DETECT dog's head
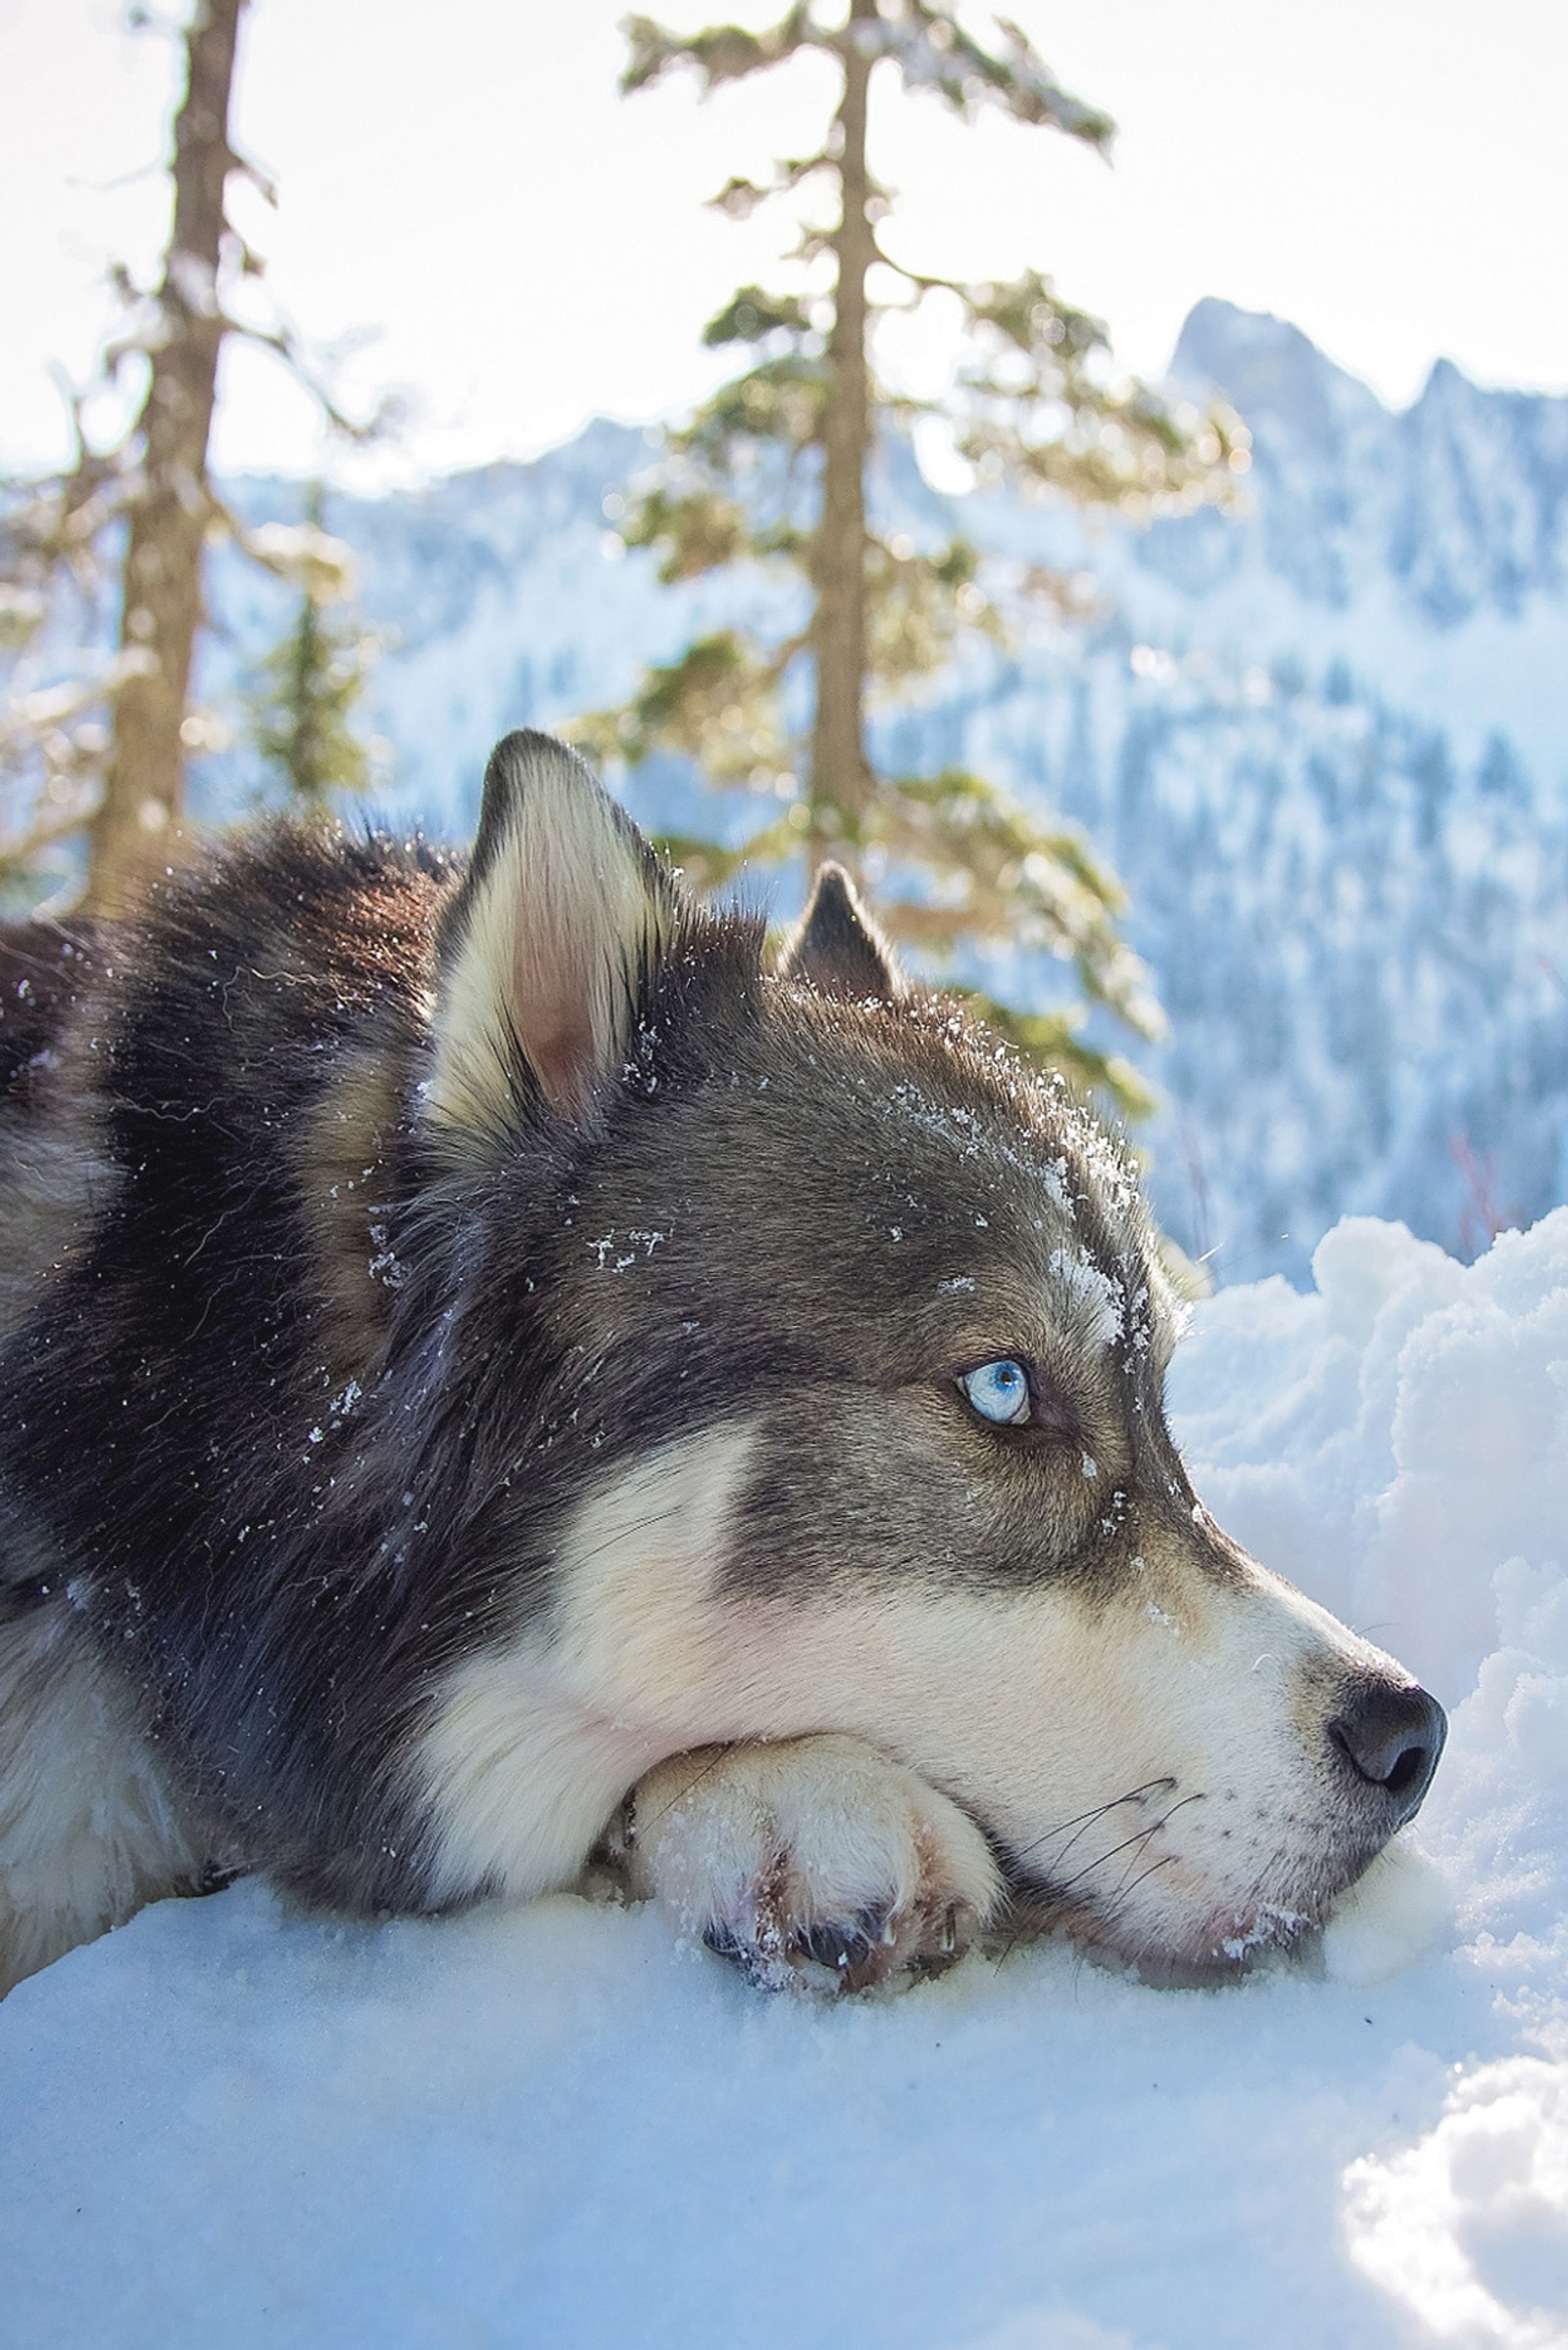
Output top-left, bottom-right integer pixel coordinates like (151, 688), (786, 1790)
(415, 729), (1444, 1973)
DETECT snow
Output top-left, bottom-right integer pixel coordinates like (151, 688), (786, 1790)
(3, 1210), (1568, 2345)
(1319, 1838), (1454, 1988)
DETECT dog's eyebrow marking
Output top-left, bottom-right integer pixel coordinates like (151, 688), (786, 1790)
(874, 1081), (1072, 1210)
(1046, 1245), (1122, 1347)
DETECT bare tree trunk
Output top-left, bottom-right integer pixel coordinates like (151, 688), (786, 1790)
(86, 0), (246, 917)
(808, 0), (876, 869)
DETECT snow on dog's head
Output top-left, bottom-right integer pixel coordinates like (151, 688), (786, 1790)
(417, 731), (1446, 1974)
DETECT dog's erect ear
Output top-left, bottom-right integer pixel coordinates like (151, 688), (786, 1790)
(427, 730), (677, 1129)
(778, 862), (903, 1001)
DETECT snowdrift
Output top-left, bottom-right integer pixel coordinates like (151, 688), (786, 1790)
(2, 1213), (1566, 2349)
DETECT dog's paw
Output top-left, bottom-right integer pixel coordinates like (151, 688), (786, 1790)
(616, 1734), (1003, 1993)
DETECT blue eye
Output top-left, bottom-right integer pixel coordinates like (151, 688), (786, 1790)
(958, 1358), (1032, 1426)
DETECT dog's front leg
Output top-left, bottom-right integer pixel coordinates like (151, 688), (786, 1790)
(616, 1735), (1003, 1992)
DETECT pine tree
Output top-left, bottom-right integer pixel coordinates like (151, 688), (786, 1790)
(0, 0), (388, 917)
(583, 1), (1247, 1109)
(245, 488), (378, 811)
(85, 0), (250, 915)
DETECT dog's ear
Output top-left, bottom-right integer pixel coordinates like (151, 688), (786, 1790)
(427, 730), (677, 1130)
(778, 862), (904, 1001)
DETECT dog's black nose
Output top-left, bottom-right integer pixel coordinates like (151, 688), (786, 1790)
(1328, 1681), (1446, 1823)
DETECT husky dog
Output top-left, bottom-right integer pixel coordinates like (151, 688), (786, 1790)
(0, 731), (1445, 1998)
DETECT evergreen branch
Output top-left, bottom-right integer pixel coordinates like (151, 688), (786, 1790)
(857, 4), (1114, 148)
(959, 397), (1241, 512)
(0, 650), (159, 880)
(573, 627), (805, 785)
(228, 142), (279, 209)
(672, 354), (828, 463)
(1, 378), (130, 608)
(702, 286), (814, 346)
(948, 271), (1247, 513)
(862, 530), (1008, 687)
(222, 318), (400, 444)
(622, 485), (756, 583)
(865, 238), (963, 297)
(786, 223), (835, 269)
(709, 155), (830, 218)
(621, 7), (820, 96)
(864, 767), (1163, 1038)
(2, 648), (155, 747)
(208, 491), (359, 598)
(958, 269), (1111, 363)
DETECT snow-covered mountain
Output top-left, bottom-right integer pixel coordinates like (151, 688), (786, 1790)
(199, 302), (1568, 1279)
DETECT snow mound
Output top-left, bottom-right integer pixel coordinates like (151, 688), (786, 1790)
(1320, 1836), (1454, 1988)
(2, 1213), (1567, 2348)
(1174, 1209), (1568, 1707)
(1346, 2057), (1568, 2348)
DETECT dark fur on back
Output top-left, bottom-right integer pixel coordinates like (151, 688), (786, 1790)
(2, 832), (461, 1906)
(0, 821), (782, 1910)
(0, 920), (95, 1099)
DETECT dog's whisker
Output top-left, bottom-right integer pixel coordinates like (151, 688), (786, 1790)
(990, 1789), (1202, 1971)
(992, 1786), (1203, 1974)
(1003, 1777), (1178, 1875)
(1104, 1851), (1179, 1917)
(1035, 1792), (1203, 1907)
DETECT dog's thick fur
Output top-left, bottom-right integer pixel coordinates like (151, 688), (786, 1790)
(0, 731), (1444, 1997)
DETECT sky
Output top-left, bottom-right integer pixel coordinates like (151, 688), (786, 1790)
(3, 0), (1568, 485)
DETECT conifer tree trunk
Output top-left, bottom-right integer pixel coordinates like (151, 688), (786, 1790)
(808, 0), (876, 865)
(86, 0), (246, 916)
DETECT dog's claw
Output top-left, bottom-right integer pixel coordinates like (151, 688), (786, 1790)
(795, 1919), (870, 1973)
(906, 1903), (967, 1982)
(794, 1904), (892, 1981)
